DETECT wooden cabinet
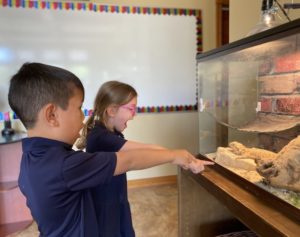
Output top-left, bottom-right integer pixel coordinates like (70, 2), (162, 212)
(178, 165), (300, 237)
(0, 133), (32, 236)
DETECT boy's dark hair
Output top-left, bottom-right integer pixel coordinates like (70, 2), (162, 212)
(8, 62), (84, 129)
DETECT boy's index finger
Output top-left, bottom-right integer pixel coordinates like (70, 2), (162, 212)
(202, 160), (215, 165)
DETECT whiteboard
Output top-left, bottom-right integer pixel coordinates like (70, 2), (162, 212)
(0, 6), (197, 113)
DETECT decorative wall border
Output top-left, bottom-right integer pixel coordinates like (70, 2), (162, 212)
(0, 1), (202, 119)
(83, 104), (198, 117)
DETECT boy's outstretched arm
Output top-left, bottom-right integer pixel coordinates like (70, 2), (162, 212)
(114, 149), (214, 175)
(121, 140), (166, 150)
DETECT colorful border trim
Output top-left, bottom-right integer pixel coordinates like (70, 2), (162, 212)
(137, 104), (198, 113)
(82, 104), (198, 117)
(0, 0), (201, 16)
(0, 1), (202, 118)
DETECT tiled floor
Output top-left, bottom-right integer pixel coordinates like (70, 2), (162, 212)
(8, 183), (178, 237)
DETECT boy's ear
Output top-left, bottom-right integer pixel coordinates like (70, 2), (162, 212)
(44, 103), (59, 126)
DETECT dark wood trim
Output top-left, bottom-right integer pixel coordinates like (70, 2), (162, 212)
(216, 0), (229, 47)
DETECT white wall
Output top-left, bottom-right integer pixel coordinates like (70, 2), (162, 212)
(124, 112), (199, 179)
(95, 0), (217, 52)
(229, 0), (261, 42)
(230, 0), (300, 42)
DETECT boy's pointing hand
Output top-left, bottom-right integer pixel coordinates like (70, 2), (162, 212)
(188, 158), (214, 174)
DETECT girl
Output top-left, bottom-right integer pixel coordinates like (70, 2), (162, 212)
(77, 81), (212, 237)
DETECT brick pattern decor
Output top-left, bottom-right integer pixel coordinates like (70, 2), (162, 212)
(258, 52), (300, 152)
(259, 73), (300, 115)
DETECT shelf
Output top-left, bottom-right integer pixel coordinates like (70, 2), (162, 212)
(0, 220), (33, 237)
(181, 167), (300, 237)
(0, 181), (18, 192)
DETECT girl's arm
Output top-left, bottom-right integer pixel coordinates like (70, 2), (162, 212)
(114, 149), (214, 175)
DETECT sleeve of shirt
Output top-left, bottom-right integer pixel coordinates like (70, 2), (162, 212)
(86, 126), (127, 152)
(62, 150), (117, 191)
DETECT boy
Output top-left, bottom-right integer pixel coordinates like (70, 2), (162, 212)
(8, 62), (213, 237)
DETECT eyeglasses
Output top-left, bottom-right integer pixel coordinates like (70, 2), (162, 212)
(120, 104), (137, 116)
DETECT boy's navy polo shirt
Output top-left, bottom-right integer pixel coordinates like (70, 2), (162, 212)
(86, 123), (135, 237)
(19, 137), (117, 237)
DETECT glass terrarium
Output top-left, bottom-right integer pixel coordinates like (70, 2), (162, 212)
(197, 18), (300, 211)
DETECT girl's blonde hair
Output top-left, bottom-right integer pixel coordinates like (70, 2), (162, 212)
(76, 81), (137, 149)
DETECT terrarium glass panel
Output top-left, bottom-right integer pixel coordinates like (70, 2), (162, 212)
(197, 25), (300, 209)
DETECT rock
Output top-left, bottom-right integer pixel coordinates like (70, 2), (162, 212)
(257, 135), (300, 192)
